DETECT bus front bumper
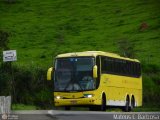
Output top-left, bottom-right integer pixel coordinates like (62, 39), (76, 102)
(54, 97), (99, 106)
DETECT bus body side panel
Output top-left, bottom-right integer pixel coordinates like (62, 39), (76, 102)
(100, 74), (142, 107)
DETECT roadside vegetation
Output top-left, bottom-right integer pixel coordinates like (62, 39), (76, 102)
(12, 104), (37, 110)
(0, 0), (160, 110)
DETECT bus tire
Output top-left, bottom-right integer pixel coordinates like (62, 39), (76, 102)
(123, 96), (130, 112)
(129, 96), (135, 111)
(100, 94), (106, 111)
(64, 106), (71, 110)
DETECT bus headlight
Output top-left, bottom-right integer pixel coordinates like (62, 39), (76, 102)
(55, 96), (63, 99)
(84, 94), (94, 98)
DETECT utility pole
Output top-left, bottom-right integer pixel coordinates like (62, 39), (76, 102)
(3, 50), (17, 109)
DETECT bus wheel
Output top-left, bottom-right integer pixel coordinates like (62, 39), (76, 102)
(100, 95), (106, 111)
(123, 96), (130, 112)
(129, 96), (135, 111)
(65, 106), (71, 110)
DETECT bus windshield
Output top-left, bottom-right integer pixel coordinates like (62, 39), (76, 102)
(54, 57), (95, 91)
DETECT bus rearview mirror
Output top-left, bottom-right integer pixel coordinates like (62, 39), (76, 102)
(93, 65), (98, 78)
(47, 67), (53, 80)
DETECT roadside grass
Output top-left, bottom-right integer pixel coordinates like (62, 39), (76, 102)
(106, 106), (160, 112)
(12, 104), (37, 110)
(0, 0), (160, 66)
(134, 107), (160, 112)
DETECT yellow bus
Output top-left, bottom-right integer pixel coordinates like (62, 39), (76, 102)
(47, 51), (142, 111)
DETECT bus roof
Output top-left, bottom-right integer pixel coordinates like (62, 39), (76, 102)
(56, 51), (140, 62)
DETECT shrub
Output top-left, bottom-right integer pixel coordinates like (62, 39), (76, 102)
(142, 62), (160, 107)
(0, 30), (9, 50)
(142, 63), (160, 73)
(117, 39), (136, 58)
(0, 63), (53, 109)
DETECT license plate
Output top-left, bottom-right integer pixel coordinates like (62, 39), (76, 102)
(70, 100), (77, 104)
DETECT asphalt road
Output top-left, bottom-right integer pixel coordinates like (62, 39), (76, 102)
(17, 114), (56, 120)
(12, 110), (160, 120)
(9, 110), (56, 120)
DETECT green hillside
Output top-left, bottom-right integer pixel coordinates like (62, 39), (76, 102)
(0, 0), (160, 109)
(0, 0), (160, 66)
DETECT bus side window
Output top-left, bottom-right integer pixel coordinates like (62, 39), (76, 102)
(101, 56), (106, 73)
(135, 62), (141, 77)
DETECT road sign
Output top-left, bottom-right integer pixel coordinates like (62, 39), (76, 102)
(3, 50), (17, 62)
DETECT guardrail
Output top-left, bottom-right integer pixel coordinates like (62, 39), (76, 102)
(0, 96), (11, 114)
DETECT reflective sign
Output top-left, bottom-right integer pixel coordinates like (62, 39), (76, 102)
(3, 50), (17, 62)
